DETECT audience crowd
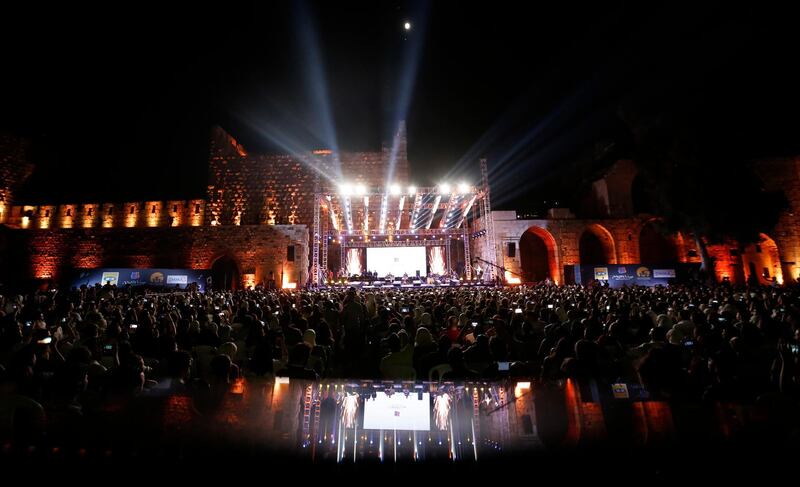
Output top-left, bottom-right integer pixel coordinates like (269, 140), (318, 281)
(2, 280), (800, 453)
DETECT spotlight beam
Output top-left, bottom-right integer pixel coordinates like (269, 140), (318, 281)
(397, 195), (406, 230)
(409, 191), (423, 230)
(384, 4), (429, 189)
(238, 116), (338, 186)
(294, 0), (342, 179)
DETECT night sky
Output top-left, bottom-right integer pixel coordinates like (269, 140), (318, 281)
(2, 1), (799, 210)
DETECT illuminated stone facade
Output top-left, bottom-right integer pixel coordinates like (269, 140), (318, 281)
(0, 124), (408, 288)
(473, 157), (800, 285)
(1, 122), (799, 288)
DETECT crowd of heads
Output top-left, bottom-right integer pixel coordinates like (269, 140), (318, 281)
(1, 280), (800, 449)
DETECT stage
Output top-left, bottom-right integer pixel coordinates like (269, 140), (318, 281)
(310, 176), (500, 287)
(319, 278), (495, 290)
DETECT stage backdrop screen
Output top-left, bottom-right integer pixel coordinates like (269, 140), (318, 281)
(363, 392), (431, 431)
(366, 246), (427, 277)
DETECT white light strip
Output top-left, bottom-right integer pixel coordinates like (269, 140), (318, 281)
(397, 195), (406, 231)
(327, 196), (340, 231)
(343, 196), (354, 233)
(440, 194), (459, 228)
(425, 195), (441, 229)
(379, 193), (389, 233)
(456, 194), (478, 229)
(410, 193), (423, 230)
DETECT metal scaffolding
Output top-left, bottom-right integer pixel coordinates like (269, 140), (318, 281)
(312, 177), (321, 285)
(480, 158), (497, 281)
(310, 159), (496, 283)
(463, 224), (472, 279)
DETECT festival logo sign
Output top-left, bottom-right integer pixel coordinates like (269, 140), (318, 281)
(612, 383), (630, 399)
(130, 271), (140, 280)
(166, 275), (188, 285)
(636, 267), (651, 278)
(653, 269), (676, 278)
(149, 272), (165, 284)
(101, 272), (119, 286)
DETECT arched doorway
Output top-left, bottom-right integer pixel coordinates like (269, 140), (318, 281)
(519, 226), (558, 283)
(639, 221), (679, 264)
(211, 255), (240, 290)
(742, 234), (783, 285)
(579, 224), (616, 265)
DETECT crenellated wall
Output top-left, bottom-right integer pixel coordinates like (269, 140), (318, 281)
(7, 224), (308, 287)
(4, 126), (800, 289)
(5, 199), (207, 230)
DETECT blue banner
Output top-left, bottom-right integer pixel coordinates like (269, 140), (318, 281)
(574, 264), (698, 288)
(72, 268), (210, 291)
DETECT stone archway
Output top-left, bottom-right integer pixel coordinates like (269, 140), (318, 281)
(519, 226), (559, 283)
(211, 255), (240, 290)
(579, 224), (617, 265)
(742, 233), (783, 285)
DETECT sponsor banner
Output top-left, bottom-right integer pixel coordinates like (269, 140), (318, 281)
(166, 275), (188, 285)
(101, 272), (119, 286)
(612, 383), (629, 399)
(576, 264), (696, 288)
(73, 268), (209, 291)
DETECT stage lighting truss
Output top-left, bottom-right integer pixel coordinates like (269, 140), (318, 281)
(311, 173), (493, 285)
(327, 184), (480, 237)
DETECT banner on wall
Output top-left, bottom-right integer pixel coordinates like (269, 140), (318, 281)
(72, 268), (210, 291)
(573, 264), (699, 288)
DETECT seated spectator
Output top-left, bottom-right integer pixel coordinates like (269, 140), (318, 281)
(276, 343), (319, 380)
(441, 347), (479, 381)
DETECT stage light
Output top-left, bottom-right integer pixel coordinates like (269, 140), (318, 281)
(404, 21), (411, 30)
(390, 184), (402, 195)
(408, 185), (416, 195)
(356, 184), (367, 195)
(438, 183), (450, 194)
(514, 381), (531, 398)
(458, 182), (470, 194)
(339, 183), (353, 196)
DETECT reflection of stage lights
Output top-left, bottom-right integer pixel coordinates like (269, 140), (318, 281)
(514, 381), (531, 398)
(433, 392), (452, 430)
(341, 393), (360, 428)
